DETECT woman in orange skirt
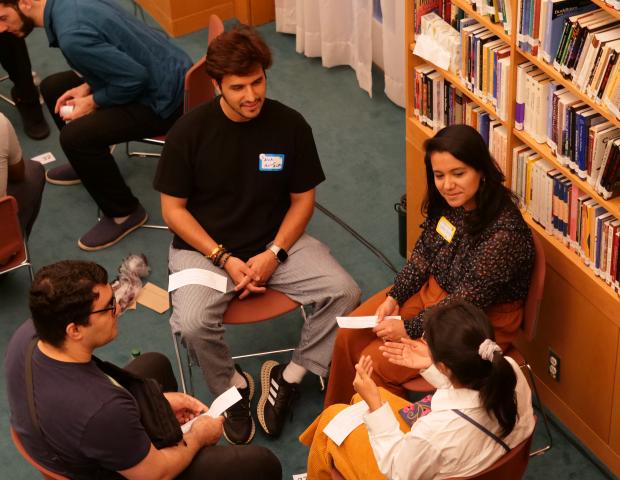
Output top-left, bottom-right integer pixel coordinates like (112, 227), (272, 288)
(324, 125), (535, 406)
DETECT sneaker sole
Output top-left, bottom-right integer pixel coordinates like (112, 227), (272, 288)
(257, 360), (279, 436)
(45, 170), (81, 186)
(223, 371), (256, 445)
(77, 214), (148, 252)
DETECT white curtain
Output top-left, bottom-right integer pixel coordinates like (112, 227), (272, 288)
(380, 0), (405, 107)
(275, 0), (404, 107)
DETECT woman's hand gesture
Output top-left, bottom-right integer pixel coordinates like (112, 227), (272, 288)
(352, 355), (382, 411)
(379, 338), (432, 370)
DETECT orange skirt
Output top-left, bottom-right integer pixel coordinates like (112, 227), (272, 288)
(300, 388), (411, 480)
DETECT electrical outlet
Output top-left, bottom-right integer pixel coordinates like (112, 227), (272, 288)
(548, 349), (560, 381)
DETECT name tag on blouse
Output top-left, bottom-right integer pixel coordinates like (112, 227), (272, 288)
(259, 153), (285, 171)
(436, 216), (456, 243)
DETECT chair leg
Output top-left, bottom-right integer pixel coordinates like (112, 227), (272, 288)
(172, 330), (188, 395)
(523, 362), (553, 456)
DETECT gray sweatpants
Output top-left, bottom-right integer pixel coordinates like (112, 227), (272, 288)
(169, 234), (361, 396)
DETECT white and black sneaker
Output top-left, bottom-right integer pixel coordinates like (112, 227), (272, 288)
(223, 365), (255, 445)
(257, 360), (298, 437)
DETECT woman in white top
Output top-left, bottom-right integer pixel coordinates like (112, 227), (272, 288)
(300, 299), (535, 480)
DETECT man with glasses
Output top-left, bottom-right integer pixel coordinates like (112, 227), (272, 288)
(5, 260), (281, 479)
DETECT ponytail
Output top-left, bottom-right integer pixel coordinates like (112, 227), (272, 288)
(424, 300), (519, 438)
(479, 350), (517, 437)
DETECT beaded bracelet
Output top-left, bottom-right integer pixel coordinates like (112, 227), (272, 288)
(220, 252), (232, 268)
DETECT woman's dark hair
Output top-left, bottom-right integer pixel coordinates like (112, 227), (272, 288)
(422, 125), (518, 234)
(424, 299), (518, 437)
(205, 24), (272, 84)
(29, 260), (108, 348)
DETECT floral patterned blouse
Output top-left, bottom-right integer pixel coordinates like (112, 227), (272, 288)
(389, 201), (534, 339)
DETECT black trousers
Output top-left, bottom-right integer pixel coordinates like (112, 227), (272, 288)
(39, 71), (181, 217)
(125, 353), (282, 480)
(0, 33), (38, 103)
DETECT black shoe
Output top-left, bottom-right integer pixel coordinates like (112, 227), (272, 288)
(223, 365), (255, 445)
(11, 87), (50, 140)
(257, 361), (298, 437)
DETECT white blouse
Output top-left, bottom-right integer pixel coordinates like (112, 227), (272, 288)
(364, 357), (535, 480)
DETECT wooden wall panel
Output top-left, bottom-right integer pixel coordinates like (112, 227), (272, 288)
(611, 342), (620, 451)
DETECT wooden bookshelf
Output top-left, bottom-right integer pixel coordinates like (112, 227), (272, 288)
(518, 49), (620, 129)
(405, 0), (620, 474)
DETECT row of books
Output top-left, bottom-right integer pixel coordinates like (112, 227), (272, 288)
(412, 65), (510, 170)
(457, 18), (512, 119)
(515, 62), (620, 197)
(512, 146), (620, 292)
(551, 9), (620, 111)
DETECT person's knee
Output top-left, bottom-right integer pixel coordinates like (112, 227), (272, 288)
(247, 446), (282, 479)
(39, 73), (66, 105)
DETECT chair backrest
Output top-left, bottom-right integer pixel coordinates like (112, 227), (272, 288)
(522, 228), (546, 342)
(208, 14), (225, 45)
(0, 195), (27, 274)
(182, 14), (224, 114)
(10, 427), (69, 480)
(224, 288), (300, 325)
(183, 56), (214, 114)
(449, 434), (533, 480)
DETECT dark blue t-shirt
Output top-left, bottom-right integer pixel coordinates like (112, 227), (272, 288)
(5, 321), (151, 478)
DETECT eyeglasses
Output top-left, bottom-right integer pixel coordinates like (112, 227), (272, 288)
(91, 294), (117, 315)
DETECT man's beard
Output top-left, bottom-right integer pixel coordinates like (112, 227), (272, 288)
(16, 6), (35, 36)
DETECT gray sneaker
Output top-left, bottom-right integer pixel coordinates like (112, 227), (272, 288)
(78, 205), (148, 251)
(45, 164), (81, 186)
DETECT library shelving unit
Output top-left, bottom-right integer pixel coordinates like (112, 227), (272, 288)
(404, 0), (620, 473)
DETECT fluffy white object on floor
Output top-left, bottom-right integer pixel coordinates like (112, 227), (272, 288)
(112, 254), (151, 312)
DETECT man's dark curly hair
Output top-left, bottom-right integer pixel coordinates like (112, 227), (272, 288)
(205, 24), (272, 84)
(29, 260), (108, 348)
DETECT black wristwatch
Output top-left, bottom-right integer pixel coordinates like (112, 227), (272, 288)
(268, 244), (288, 263)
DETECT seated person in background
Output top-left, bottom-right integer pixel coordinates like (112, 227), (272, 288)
(301, 300), (535, 480)
(0, 0), (192, 251)
(0, 32), (49, 139)
(324, 124), (534, 406)
(154, 25), (360, 445)
(0, 112), (44, 240)
(5, 260), (282, 480)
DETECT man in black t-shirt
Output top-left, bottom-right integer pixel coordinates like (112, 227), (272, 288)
(154, 25), (360, 445)
(5, 260), (281, 480)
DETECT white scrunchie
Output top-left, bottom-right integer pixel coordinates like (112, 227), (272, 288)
(478, 339), (502, 362)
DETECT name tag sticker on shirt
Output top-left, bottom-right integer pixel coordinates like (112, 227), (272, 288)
(436, 216), (456, 243)
(259, 153), (285, 171)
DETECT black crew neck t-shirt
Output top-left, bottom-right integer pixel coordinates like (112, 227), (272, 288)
(154, 97), (325, 260)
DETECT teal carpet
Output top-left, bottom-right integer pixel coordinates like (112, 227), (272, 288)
(0, 2), (616, 478)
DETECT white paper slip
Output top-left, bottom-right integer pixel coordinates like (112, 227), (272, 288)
(323, 400), (369, 446)
(336, 315), (401, 329)
(168, 268), (228, 294)
(207, 386), (241, 418)
(181, 387), (241, 433)
(292, 475), (307, 480)
(31, 152), (56, 165)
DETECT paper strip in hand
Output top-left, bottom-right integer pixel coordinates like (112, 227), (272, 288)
(168, 268), (228, 294)
(336, 315), (401, 329)
(181, 386), (241, 433)
(323, 400), (369, 446)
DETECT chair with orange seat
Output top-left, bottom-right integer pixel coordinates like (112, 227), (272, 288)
(172, 287), (308, 395)
(0, 195), (34, 281)
(10, 427), (69, 480)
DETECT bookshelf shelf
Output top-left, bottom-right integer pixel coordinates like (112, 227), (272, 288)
(518, 49), (620, 129)
(513, 129), (620, 216)
(590, 0), (620, 20)
(408, 45), (506, 125)
(451, 0), (511, 42)
(406, 0), (620, 473)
